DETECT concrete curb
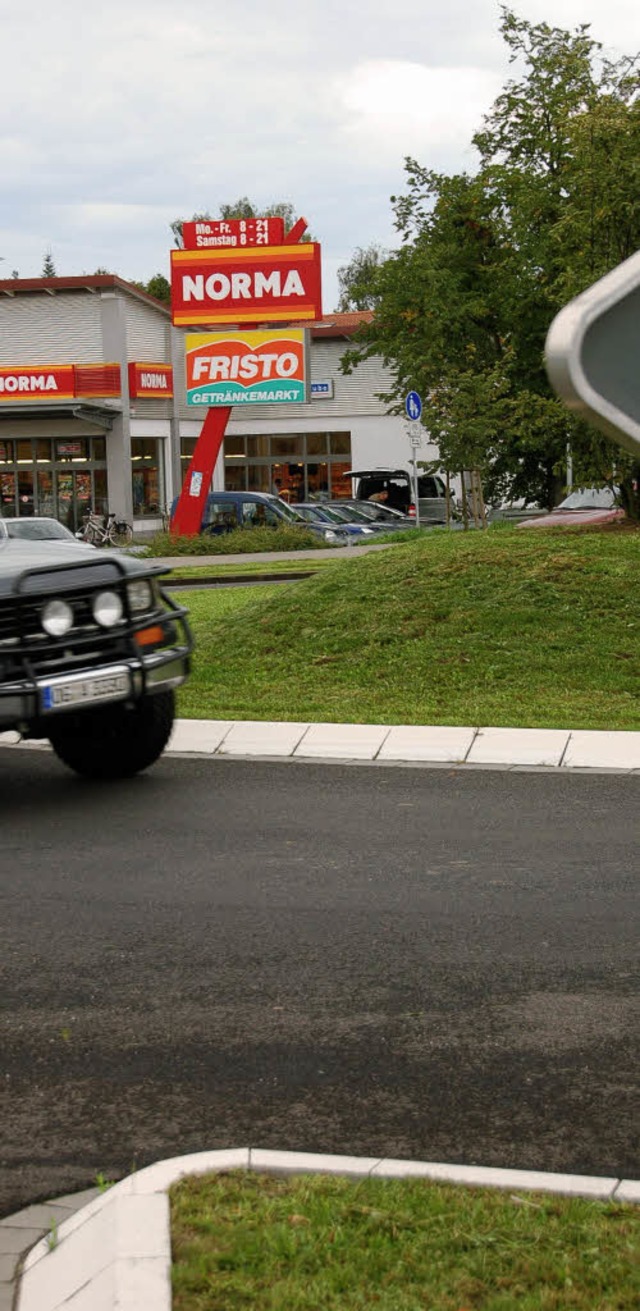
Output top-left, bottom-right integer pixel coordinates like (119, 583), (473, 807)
(14, 1148), (640, 1311)
(2, 720), (640, 772)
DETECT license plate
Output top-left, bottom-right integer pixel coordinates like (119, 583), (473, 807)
(40, 668), (131, 712)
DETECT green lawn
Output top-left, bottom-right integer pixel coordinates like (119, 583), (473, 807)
(170, 1170), (639, 1311)
(173, 525), (639, 730)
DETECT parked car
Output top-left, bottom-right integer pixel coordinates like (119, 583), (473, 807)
(329, 499), (417, 530)
(517, 487), (624, 529)
(0, 525), (192, 778)
(1, 516), (96, 547)
(291, 502), (379, 540)
(169, 491), (347, 546)
(342, 468), (454, 523)
(486, 500), (546, 525)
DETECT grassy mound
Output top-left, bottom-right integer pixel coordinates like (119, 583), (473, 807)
(176, 525), (640, 730)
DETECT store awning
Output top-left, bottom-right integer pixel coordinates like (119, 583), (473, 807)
(0, 401), (120, 429)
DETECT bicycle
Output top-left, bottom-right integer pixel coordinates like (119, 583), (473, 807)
(78, 509), (134, 548)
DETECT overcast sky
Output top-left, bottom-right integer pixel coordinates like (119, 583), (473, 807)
(0, 0), (636, 312)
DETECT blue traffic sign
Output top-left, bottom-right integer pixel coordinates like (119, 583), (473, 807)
(405, 390), (422, 421)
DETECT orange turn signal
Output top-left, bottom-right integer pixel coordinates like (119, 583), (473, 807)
(134, 625), (165, 648)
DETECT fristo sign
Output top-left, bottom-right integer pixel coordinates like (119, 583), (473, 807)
(185, 330), (309, 406)
(171, 243), (322, 326)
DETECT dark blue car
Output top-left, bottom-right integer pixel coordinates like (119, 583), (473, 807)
(170, 491), (347, 545)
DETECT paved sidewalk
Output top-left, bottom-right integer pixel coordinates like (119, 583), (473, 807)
(2, 718), (640, 770)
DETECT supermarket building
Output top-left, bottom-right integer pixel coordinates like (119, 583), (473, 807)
(0, 275), (439, 530)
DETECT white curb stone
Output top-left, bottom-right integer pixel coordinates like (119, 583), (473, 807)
(294, 723), (391, 759)
(378, 725), (477, 762)
(218, 721), (311, 756)
(16, 1148), (638, 1311)
(167, 719), (233, 753)
(467, 727), (570, 767)
(563, 730), (640, 770)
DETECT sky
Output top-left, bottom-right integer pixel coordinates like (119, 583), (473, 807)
(0, 0), (636, 313)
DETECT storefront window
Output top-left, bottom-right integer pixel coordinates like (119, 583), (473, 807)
(55, 439), (88, 461)
(131, 438), (164, 517)
(245, 434), (270, 457)
(270, 435), (303, 457)
(0, 434), (108, 527)
(223, 431), (351, 502)
(306, 433), (328, 456)
(247, 465), (271, 493)
(1, 472), (16, 514)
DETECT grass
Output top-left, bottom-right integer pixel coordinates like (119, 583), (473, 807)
(173, 524), (640, 730)
(170, 1170), (640, 1310)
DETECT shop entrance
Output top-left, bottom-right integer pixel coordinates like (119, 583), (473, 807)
(54, 471), (94, 532)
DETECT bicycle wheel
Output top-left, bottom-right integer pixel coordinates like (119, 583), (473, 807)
(108, 521), (133, 547)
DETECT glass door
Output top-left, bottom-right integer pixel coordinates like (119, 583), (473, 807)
(55, 471), (93, 531)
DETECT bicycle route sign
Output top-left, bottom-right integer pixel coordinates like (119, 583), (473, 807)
(405, 390), (422, 421)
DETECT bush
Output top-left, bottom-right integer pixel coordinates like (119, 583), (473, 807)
(140, 525), (337, 556)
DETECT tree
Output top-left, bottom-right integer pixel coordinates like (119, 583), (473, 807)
(142, 273), (171, 304)
(342, 8), (640, 516)
(336, 244), (388, 311)
(42, 249), (56, 277)
(170, 199), (311, 248)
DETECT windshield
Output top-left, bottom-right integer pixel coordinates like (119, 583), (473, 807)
(273, 497), (301, 522)
(329, 504), (373, 523)
(556, 488), (616, 511)
(5, 519), (75, 540)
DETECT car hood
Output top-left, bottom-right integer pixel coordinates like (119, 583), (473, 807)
(0, 538), (166, 597)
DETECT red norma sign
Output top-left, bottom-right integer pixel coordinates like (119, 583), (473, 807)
(170, 243), (323, 326)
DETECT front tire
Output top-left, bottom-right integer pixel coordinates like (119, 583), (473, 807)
(48, 691), (175, 779)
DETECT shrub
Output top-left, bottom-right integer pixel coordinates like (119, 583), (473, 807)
(141, 525), (337, 556)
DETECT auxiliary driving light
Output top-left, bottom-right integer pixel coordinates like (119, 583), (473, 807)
(41, 599), (74, 637)
(127, 579), (154, 613)
(92, 590), (123, 628)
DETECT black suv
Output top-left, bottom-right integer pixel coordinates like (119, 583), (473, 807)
(0, 525), (192, 779)
(170, 491), (348, 545)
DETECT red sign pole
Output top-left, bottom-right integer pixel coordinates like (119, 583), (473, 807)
(170, 406), (231, 536)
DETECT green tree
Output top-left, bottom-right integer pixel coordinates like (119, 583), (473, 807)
(336, 244), (388, 311)
(42, 249), (56, 277)
(143, 273), (171, 304)
(342, 8), (640, 515)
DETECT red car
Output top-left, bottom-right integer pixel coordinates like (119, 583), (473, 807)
(518, 487), (624, 528)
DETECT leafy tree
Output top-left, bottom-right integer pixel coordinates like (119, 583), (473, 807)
(170, 200), (311, 248)
(42, 249), (56, 277)
(342, 8), (640, 516)
(336, 244), (388, 311)
(143, 273), (171, 304)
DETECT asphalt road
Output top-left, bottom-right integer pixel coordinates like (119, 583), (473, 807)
(0, 750), (638, 1217)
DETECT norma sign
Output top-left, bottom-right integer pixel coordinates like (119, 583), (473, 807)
(182, 217), (285, 250)
(185, 330), (309, 406)
(545, 249), (640, 458)
(170, 243), (323, 326)
(128, 362), (174, 398)
(0, 365), (75, 399)
(0, 363), (121, 401)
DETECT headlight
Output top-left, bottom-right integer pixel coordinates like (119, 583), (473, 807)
(127, 579), (154, 613)
(41, 599), (74, 637)
(92, 590), (123, 628)
(324, 529), (339, 541)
